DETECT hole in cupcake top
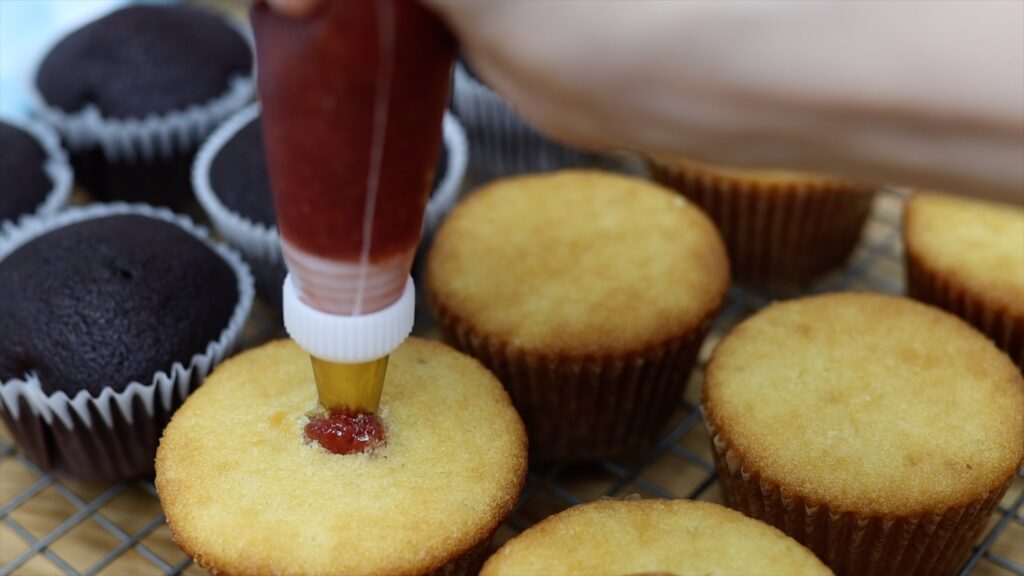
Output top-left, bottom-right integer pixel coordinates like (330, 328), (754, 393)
(35, 5), (252, 118)
(304, 408), (387, 455)
(0, 214), (239, 395)
(0, 121), (52, 223)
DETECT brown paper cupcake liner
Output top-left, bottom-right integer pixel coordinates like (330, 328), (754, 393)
(433, 299), (715, 460)
(703, 414), (1014, 576)
(905, 250), (1023, 370)
(648, 160), (874, 286)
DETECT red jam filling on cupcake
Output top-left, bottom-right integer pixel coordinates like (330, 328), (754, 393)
(305, 409), (387, 455)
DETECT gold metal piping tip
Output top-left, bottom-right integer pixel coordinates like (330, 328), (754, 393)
(310, 355), (389, 414)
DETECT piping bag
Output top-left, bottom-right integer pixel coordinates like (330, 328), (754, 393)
(252, 1), (453, 419)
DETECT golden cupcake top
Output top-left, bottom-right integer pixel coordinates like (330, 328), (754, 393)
(704, 293), (1024, 517)
(904, 192), (1024, 317)
(427, 170), (729, 356)
(480, 499), (832, 576)
(156, 338), (527, 576)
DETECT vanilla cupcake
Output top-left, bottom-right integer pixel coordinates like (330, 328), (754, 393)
(157, 338), (527, 576)
(482, 499), (832, 576)
(648, 157), (874, 285)
(904, 192), (1024, 369)
(703, 293), (1024, 576)
(427, 170), (729, 460)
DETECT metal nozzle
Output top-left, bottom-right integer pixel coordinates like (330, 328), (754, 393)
(310, 355), (389, 413)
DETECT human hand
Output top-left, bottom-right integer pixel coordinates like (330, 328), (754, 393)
(255, 0), (1024, 200)
(255, 0), (320, 18)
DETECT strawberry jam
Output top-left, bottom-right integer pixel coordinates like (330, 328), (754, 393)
(252, 1), (454, 263)
(305, 409), (387, 455)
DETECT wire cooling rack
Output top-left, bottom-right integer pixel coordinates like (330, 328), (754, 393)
(2, 188), (1022, 575)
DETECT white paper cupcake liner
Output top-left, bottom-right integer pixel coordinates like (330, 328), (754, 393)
(425, 111), (470, 235)
(29, 17), (255, 165)
(0, 203), (255, 432)
(193, 102), (278, 263)
(451, 62), (620, 184)
(0, 117), (73, 233)
(193, 103), (468, 307)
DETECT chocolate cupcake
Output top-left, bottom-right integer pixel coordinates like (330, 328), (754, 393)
(648, 156), (875, 286)
(0, 204), (254, 482)
(193, 103), (467, 311)
(904, 192), (1024, 369)
(703, 293), (1023, 576)
(452, 60), (623, 185)
(427, 170), (729, 460)
(0, 118), (72, 231)
(32, 4), (254, 206)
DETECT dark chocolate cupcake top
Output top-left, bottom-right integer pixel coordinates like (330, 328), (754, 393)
(0, 121), (52, 222)
(0, 214), (239, 395)
(35, 5), (252, 118)
(207, 112), (451, 228)
(209, 117), (276, 227)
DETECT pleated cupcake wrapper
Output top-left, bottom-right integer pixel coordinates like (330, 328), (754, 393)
(433, 299), (715, 460)
(29, 14), (255, 165)
(451, 63), (621, 184)
(0, 203), (254, 479)
(0, 117), (73, 234)
(648, 160), (875, 286)
(193, 103), (280, 263)
(424, 111), (470, 237)
(30, 75), (254, 165)
(703, 413), (1014, 576)
(905, 251), (1023, 370)
(193, 104), (469, 308)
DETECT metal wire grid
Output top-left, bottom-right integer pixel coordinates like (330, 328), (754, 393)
(1, 188), (1022, 575)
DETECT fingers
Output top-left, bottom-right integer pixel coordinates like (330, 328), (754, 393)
(261, 0), (321, 17)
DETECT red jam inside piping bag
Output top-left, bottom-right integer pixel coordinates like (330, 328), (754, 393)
(252, 0), (454, 455)
(305, 409), (387, 455)
(252, 0), (454, 315)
